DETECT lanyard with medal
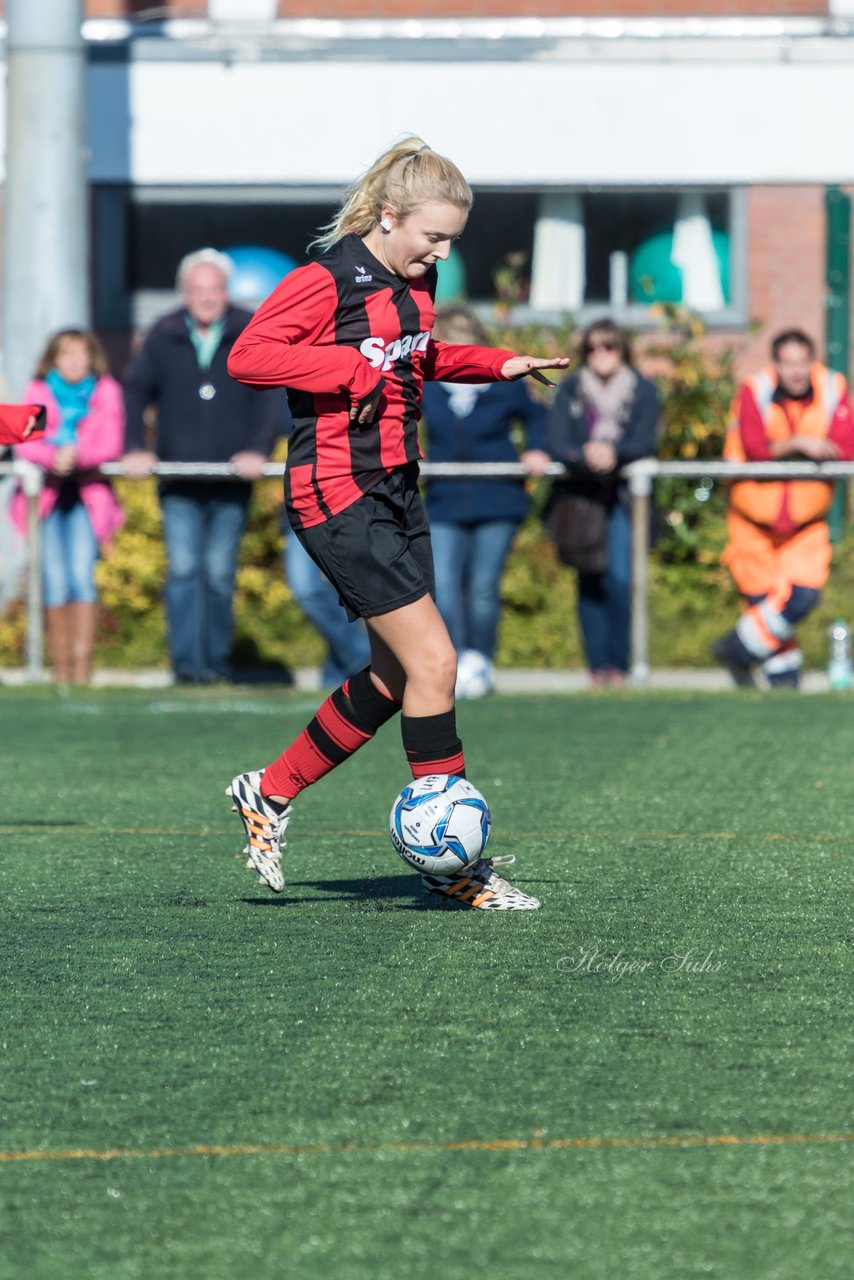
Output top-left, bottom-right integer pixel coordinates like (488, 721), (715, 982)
(186, 313), (225, 402)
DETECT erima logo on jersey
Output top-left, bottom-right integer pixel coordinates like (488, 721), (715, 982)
(360, 332), (430, 372)
(354, 265), (373, 284)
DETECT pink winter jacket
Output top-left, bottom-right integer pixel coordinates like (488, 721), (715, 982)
(11, 375), (126, 546)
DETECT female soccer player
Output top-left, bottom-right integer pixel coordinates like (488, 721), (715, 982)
(226, 137), (567, 910)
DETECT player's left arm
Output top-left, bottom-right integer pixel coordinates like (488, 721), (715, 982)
(421, 340), (513, 384)
(422, 340), (568, 388)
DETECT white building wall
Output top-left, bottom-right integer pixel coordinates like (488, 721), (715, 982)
(76, 53), (854, 189)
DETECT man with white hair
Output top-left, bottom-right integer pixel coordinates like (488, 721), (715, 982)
(123, 248), (279, 683)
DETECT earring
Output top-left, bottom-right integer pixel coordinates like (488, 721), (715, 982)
(380, 218), (392, 232)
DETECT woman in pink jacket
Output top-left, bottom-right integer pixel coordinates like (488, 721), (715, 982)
(12, 329), (125, 684)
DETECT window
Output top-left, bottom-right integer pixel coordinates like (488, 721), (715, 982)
(92, 186), (341, 332)
(524, 188), (744, 326)
(436, 188), (743, 325)
(92, 184), (745, 337)
(583, 190), (734, 311)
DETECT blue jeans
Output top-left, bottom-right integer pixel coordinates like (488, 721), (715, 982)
(161, 488), (250, 681)
(577, 501), (632, 674)
(42, 501), (98, 607)
(285, 535), (371, 686)
(430, 519), (518, 658)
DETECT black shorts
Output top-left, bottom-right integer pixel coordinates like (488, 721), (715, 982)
(295, 465), (435, 622)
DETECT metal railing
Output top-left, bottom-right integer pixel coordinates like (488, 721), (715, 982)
(2, 457), (852, 683)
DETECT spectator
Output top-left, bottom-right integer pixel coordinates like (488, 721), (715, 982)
(122, 248), (279, 684)
(0, 404), (46, 609)
(11, 330), (125, 684)
(713, 328), (854, 688)
(421, 305), (551, 698)
(547, 318), (659, 686)
(284, 527), (371, 687)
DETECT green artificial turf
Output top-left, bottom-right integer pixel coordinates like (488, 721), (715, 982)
(0, 687), (851, 1279)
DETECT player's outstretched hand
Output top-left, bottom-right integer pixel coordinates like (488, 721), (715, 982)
(501, 356), (570, 388)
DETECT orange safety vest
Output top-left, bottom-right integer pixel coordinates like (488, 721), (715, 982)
(724, 363), (844, 529)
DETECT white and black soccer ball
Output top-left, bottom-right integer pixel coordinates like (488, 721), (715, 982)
(389, 774), (492, 877)
(455, 649), (494, 700)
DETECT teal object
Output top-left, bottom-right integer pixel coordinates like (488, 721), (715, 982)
(223, 246), (297, 304)
(435, 247), (466, 302)
(629, 228), (730, 305)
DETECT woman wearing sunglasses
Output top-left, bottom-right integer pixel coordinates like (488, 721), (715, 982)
(547, 318), (659, 686)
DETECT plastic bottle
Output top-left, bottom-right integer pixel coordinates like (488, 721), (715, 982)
(828, 620), (853, 690)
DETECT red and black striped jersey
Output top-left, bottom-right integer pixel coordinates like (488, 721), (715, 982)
(0, 404), (45, 445)
(227, 233), (514, 528)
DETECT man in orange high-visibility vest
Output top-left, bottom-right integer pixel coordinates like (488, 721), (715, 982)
(714, 329), (854, 687)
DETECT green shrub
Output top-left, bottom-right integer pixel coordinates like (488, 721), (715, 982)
(644, 302), (734, 566)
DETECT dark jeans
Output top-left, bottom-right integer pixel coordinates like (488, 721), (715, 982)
(161, 486), (250, 681)
(577, 501), (631, 675)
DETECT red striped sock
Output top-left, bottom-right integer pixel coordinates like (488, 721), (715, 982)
(261, 671), (400, 800)
(401, 710), (466, 780)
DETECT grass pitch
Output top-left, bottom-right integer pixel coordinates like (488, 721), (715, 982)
(0, 686), (851, 1279)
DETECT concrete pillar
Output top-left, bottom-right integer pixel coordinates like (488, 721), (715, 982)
(2, 0), (88, 397)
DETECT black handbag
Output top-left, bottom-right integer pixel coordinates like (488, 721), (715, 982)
(549, 490), (609, 574)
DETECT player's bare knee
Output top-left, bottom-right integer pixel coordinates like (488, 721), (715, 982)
(411, 639), (457, 699)
(433, 635), (458, 685)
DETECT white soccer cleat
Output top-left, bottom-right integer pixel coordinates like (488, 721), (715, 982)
(421, 854), (540, 910)
(226, 770), (291, 894)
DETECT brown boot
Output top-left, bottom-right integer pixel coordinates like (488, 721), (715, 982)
(68, 601), (98, 685)
(45, 605), (72, 684)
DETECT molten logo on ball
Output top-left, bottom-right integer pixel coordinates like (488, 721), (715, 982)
(389, 774), (491, 877)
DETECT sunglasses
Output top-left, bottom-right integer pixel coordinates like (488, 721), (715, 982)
(586, 340), (618, 354)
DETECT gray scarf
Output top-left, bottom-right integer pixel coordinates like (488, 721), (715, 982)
(579, 365), (637, 443)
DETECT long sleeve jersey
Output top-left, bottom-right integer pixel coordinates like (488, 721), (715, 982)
(0, 404), (45, 446)
(228, 233), (514, 529)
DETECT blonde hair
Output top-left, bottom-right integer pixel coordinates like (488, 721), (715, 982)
(311, 137), (472, 253)
(34, 329), (110, 380)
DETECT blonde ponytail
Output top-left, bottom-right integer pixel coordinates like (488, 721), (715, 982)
(310, 136), (472, 253)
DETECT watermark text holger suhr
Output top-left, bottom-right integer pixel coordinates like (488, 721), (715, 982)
(558, 947), (726, 982)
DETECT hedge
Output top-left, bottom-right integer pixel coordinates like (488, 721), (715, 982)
(1, 305), (850, 673)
